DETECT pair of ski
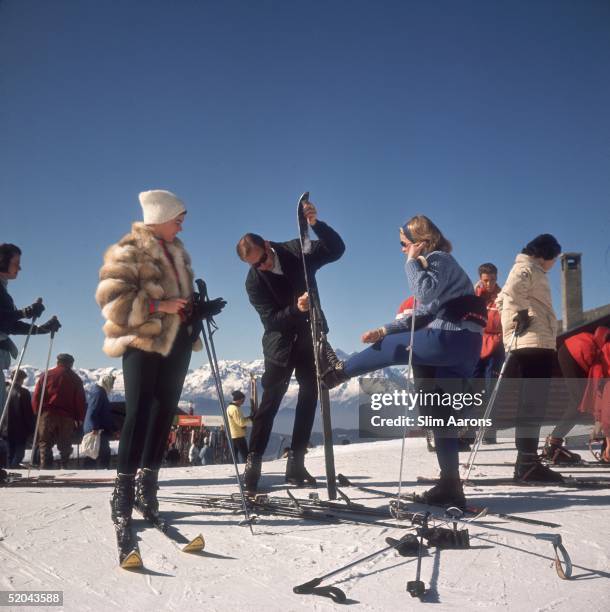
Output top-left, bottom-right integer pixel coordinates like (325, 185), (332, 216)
(168, 490), (415, 530)
(417, 474), (610, 490)
(478, 460), (610, 469)
(336, 474), (561, 529)
(2, 474), (114, 488)
(116, 507), (205, 570)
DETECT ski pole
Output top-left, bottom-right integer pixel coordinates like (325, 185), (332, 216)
(406, 512), (429, 598)
(28, 321), (58, 478)
(462, 328), (518, 481)
(195, 279), (254, 534)
(0, 298), (43, 434)
(396, 298), (418, 505)
(293, 531), (419, 603)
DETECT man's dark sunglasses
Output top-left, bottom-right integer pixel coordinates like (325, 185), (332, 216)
(253, 250), (269, 269)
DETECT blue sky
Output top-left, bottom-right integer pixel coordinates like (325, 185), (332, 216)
(2, 0), (609, 369)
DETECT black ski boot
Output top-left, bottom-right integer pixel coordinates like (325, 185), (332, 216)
(135, 468), (160, 521)
(514, 453), (564, 483)
(244, 452), (262, 495)
(110, 473), (141, 567)
(419, 476), (466, 510)
(285, 449), (317, 487)
(541, 436), (581, 465)
(318, 339), (349, 389)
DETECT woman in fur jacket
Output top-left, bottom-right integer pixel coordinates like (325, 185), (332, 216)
(96, 189), (225, 564)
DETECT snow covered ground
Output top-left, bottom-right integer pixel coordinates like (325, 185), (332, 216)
(1, 438), (609, 611)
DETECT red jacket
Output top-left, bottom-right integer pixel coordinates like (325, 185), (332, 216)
(33, 365), (86, 421)
(396, 296), (415, 317)
(475, 283), (503, 359)
(566, 327), (610, 435)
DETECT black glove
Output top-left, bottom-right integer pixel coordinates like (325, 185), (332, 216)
(513, 310), (531, 337)
(21, 300), (45, 319)
(195, 297), (227, 319)
(36, 317), (62, 335)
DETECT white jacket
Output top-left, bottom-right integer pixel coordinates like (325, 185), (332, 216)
(496, 254), (557, 351)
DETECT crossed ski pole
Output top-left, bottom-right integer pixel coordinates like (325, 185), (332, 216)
(462, 328), (518, 481)
(293, 530), (421, 603)
(195, 278), (254, 534)
(28, 320), (58, 477)
(0, 298), (43, 435)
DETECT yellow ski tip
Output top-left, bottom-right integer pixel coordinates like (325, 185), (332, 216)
(120, 550), (143, 569)
(182, 534), (205, 553)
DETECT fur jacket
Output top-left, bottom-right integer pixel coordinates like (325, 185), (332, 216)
(96, 223), (202, 357)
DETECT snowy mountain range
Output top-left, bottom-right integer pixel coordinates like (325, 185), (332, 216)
(14, 349), (410, 433)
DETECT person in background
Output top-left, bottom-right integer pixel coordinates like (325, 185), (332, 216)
(226, 390), (252, 463)
(199, 436), (214, 465)
(497, 233), (563, 482)
(33, 353), (86, 469)
(0, 242), (60, 474)
(83, 373), (117, 469)
(1, 369), (34, 468)
(543, 326), (610, 464)
(472, 262), (504, 445)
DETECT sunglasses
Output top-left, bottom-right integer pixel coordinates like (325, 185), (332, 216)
(253, 250), (269, 269)
(400, 241), (408, 248)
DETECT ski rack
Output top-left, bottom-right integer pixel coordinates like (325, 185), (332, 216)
(390, 498), (573, 581)
(293, 509), (471, 603)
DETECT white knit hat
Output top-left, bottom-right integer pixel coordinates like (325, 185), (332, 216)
(139, 189), (186, 224)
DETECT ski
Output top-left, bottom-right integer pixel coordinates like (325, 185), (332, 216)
(297, 191), (337, 500)
(1, 475), (114, 488)
(457, 476), (610, 490)
(114, 520), (143, 570)
(165, 492), (412, 530)
(134, 506), (205, 553)
(337, 474), (561, 528)
(472, 460), (610, 469)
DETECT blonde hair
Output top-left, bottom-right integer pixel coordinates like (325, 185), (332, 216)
(403, 215), (452, 253)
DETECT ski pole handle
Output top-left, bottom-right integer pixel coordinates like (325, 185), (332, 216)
(195, 278), (208, 301)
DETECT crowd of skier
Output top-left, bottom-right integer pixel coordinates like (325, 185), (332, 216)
(1, 189), (609, 567)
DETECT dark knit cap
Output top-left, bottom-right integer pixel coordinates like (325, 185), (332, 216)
(57, 353), (74, 365)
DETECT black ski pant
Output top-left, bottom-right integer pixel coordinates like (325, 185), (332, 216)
(505, 348), (555, 456)
(232, 437), (249, 463)
(552, 345), (587, 439)
(118, 325), (192, 474)
(249, 339), (317, 456)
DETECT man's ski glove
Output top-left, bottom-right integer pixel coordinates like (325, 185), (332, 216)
(36, 317), (62, 334)
(21, 301), (45, 319)
(195, 297), (227, 320)
(513, 310), (531, 337)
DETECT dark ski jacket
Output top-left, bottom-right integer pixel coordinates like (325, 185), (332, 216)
(84, 385), (115, 434)
(0, 281), (31, 340)
(2, 383), (34, 444)
(245, 220), (345, 366)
